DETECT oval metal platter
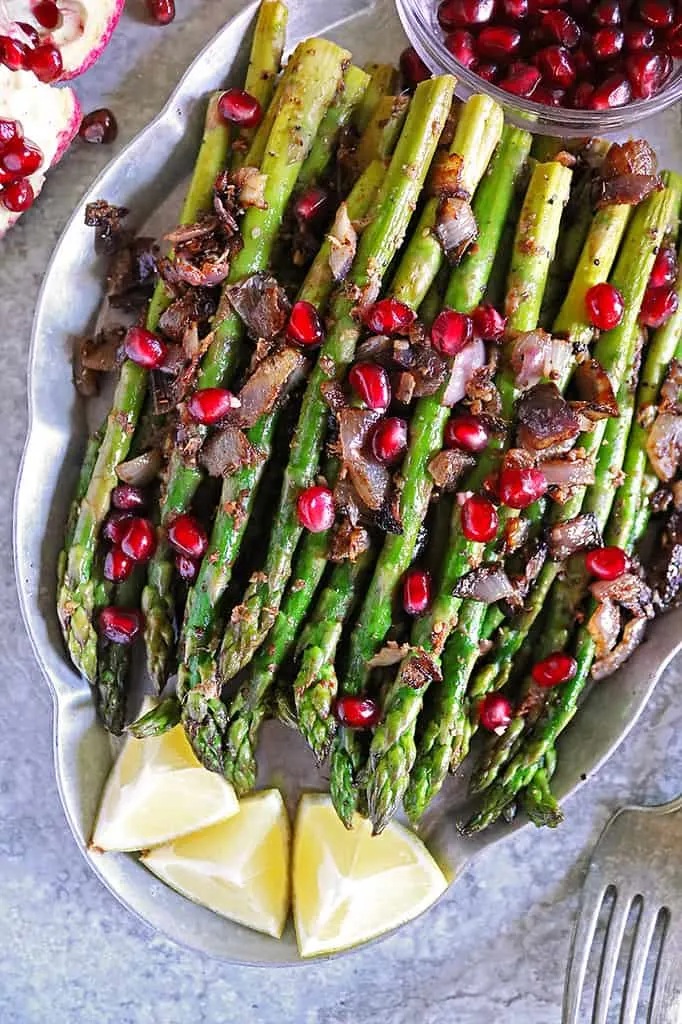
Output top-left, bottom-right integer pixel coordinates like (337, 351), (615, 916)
(14, 0), (682, 965)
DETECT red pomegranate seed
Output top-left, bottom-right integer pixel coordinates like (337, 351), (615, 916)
(399, 46), (430, 87)
(372, 416), (408, 465)
(571, 81), (596, 107)
(542, 10), (581, 47)
(586, 545), (627, 580)
(120, 517), (156, 562)
(79, 108), (118, 145)
(111, 485), (146, 512)
(0, 138), (42, 178)
(296, 485), (335, 533)
(571, 0), (592, 15)
(572, 46), (595, 78)
(294, 185), (328, 224)
(102, 512), (133, 545)
(334, 695), (381, 729)
(667, 20), (682, 57)
(649, 247), (678, 289)
(175, 552), (199, 583)
(498, 466), (547, 509)
(639, 286), (679, 328)
(593, 0), (622, 25)
(431, 309), (473, 356)
(349, 362), (391, 412)
(537, 45), (576, 86)
(124, 326), (167, 369)
(501, 0), (529, 18)
(499, 62), (542, 97)
(218, 88), (262, 129)
(362, 298), (416, 335)
(403, 568), (432, 616)
(104, 546), (134, 583)
(26, 42), (63, 83)
(626, 52), (664, 98)
(639, 0), (673, 27)
(33, 1), (61, 29)
(147, 0), (175, 24)
(658, 52), (673, 86)
(592, 27), (625, 59)
(479, 693), (513, 732)
(99, 607), (143, 644)
(461, 494), (499, 543)
(445, 414), (489, 453)
(589, 72), (632, 108)
(287, 300), (324, 347)
(444, 29), (476, 67)
(585, 282), (625, 330)
(533, 85), (566, 105)
(187, 387), (240, 425)
(473, 61), (501, 82)
(624, 21), (655, 50)
(532, 651), (577, 688)
(438, 0), (495, 30)
(16, 21), (40, 46)
(0, 118), (23, 147)
(478, 25), (522, 60)
(167, 514), (208, 560)
(1, 178), (34, 212)
(472, 304), (507, 341)
(0, 36), (29, 71)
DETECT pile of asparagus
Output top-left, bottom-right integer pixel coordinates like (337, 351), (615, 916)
(57, 0), (682, 836)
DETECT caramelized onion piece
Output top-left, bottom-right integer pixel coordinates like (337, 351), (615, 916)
(453, 565), (518, 605)
(517, 382), (581, 452)
(442, 337), (487, 407)
(591, 617), (648, 681)
(116, 449), (162, 485)
(547, 512), (602, 561)
(236, 345), (308, 428)
(225, 272), (291, 340)
(587, 598), (621, 660)
(647, 412), (682, 482)
(434, 196), (477, 265)
(200, 425), (264, 477)
(327, 201), (357, 282)
(510, 330), (573, 390)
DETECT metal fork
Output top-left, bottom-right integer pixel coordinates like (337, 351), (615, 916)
(563, 796), (682, 1024)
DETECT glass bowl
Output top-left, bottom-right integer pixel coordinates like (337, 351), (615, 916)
(395, 0), (682, 136)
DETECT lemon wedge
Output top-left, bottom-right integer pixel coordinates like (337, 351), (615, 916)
(292, 793), (447, 957)
(91, 700), (238, 852)
(141, 789), (290, 938)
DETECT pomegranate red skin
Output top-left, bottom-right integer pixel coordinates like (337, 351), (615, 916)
(472, 304), (507, 341)
(349, 362), (391, 412)
(649, 246), (678, 289)
(461, 494), (499, 543)
(147, 0), (176, 25)
(585, 545), (628, 580)
(1, 179), (34, 212)
(111, 485), (146, 512)
(99, 607), (143, 645)
(536, 45), (576, 88)
(639, 286), (679, 328)
(102, 512), (133, 545)
(287, 300), (324, 347)
(294, 185), (329, 224)
(624, 22), (656, 52)
(187, 388), (240, 425)
(477, 25), (522, 60)
(296, 485), (335, 533)
(120, 517), (157, 563)
(33, 1), (61, 30)
(445, 414), (489, 453)
(218, 88), (262, 128)
(591, 27), (624, 60)
(431, 309), (473, 356)
(167, 514), (208, 560)
(542, 10), (581, 47)
(399, 46), (430, 87)
(175, 552), (199, 584)
(532, 651), (578, 688)
(0, 36), (29, 71)
(438, 0), (495, 30)
(372, 416), (408, 465)
(444, 30), (476, 66)
(104, 546), (134, 583)
(362, 298), (416, 335)
(589, 72), (632, 108)
(479, 693), (513, 732)
(498, 467), (547, 509)
(0, 138), (43, 179)
(26, 43), (64, 83)
(585, 282), (625, 330)
(79, 108), (118, 145)
(124, 326), (167, 369)
(499, 63), (542, 97)
(626, 52), (664, 99)
(334, 695), (382, 729)
(402, 568), (433, 616)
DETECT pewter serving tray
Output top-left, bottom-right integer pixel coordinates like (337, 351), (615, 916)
(14, 0), (682, 965)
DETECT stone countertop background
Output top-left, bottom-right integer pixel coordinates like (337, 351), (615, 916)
(2, 2), (682, 1021)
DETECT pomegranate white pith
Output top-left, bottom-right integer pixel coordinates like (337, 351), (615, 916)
(2, 0), (124, 79)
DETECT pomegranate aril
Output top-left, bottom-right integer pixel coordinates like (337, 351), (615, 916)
(431, 309), (473, 356)
(624, 21), (655, 51)
(124, 326), (167, 369)
(533, 85), (566, 105)
(472, 304), (507, 341)
(111, 485), (146, 512)
(104, 547), (134, 583)
(445, 414), (489, 453)
(658, 53), (673, 86)
(589, 72), (632, 108)
(479, 693), (513, 732)
(571, 46), (594, 78)
(187, 387), (240, 425)
(287, 300), (324, 347)
(667, 20), (682, 57)
(0, 36), (29, 71)
(532, 651), (577, 688)
(372, 416), (408, 465)
(296, 485), (335, 533)
(99, 607), (143, 644)
(399, 46), (430, 87)
(294, 185), (328, 224)
(499, 62), (542, 97)
(498, 466), (547, 509)
(639, 0), (673, 27)
(33, 1), (61, 29)
(1, 178), (34, 212)
(349, 361), (391, 412)
(585, 282), (625, 330)
(593, 0), (622, 25)
(147, 0), (175, 24)
(403, 568), (432, 616)
(26, 43), (63, 83)
(461, 494), (499, 543)
(334, 695), (381, 729)
(0, 118), (23, 147)
(102, 512), (133, 545)
(501, 0), (529, 18)
(167, 514), (208, 560)
(585, 545), (627, 580)
(537, 45), (576, 86)
(16, 21), (40, 46)
(473, 60), (501, 82)
(218, 88), (262, 129)
(626, 51), (664, 97)
(639, 286), (679, 328)
(444, 29), (476, 67)
(542, 10), (581, 46)
(120, 517), (156, 562)
(79, 108), (118, 145)
(571, 81), (595, 107)
(362, 297), (416, 334)
(592, 27), (624, 59)
(477, 26), (522, 60)
(649, 246), (678, 289)
(175, 552), (199, 584)
(0, 138), (42, 177)
(438, 0), (495, 30)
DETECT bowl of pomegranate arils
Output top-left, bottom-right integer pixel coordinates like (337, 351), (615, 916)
(396, 0), (682, 134)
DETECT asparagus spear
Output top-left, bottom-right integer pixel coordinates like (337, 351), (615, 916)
(296, 65), (370, 189)
(94, 568), (143, 735)
(231, 0), (288, 168)
(142, 38), (351, 689)
(366, 155), (570, 833)
(217, 75), (456, 687)
(354, 63), (400, 134)
(57, 95), (231, 682)
(128, 696), (182, 738)
(355, 94), (410, 172)
(57, 423), (104, 593)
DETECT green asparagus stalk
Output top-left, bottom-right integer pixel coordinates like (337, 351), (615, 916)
(94, 568), (143, 735)
(231, 0), (288, 169)
(128, 696), (182, 738)
(355, 94), (410, 172)
(57, 423), (104, 592)
(296, 65), (370, 189)
(57, 95), (231, 682)
(216, 75), (456, 689)
(354, 62), (400, 134)
(520, 756), (563, 829)
(142, 38), (351, 690)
